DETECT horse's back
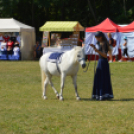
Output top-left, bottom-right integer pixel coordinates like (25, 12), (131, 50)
(39, 53), (60, 76)
(39, 49), (80, 76)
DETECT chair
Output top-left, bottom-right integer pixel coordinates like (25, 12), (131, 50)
(0, 54), (7, 60)
(8, 55), (20, 60)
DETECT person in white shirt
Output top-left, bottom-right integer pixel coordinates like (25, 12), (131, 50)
(13, 43), (20, 56)
(1, 40), (7, 54)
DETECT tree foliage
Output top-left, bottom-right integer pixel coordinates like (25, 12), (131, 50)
(0, 0), (134, 37)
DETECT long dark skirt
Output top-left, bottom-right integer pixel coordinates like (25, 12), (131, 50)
(92, 58), (114, 100)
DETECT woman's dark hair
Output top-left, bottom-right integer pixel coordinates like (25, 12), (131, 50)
(95, 31), (110, 50)
(95, 31), (106, 41)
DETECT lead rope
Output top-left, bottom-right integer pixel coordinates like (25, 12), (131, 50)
(56, 58), (61, 74)
(84, 48), (94, 72)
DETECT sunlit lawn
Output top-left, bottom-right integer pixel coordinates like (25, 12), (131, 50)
(0, 61), (134, 134)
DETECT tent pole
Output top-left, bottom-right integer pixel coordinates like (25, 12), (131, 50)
(49, 32), (51, 47)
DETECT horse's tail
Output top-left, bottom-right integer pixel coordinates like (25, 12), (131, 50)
(41, 69), (46, 92)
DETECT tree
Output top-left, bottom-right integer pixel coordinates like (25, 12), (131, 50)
(87, 0), (97, 24)
(123, 0), (127, 17)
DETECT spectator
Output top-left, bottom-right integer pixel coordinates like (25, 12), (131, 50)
(107, 33), (116, 63)
(7, 40), (14, 48)
(7, 40), (13, 55)
(1, 40), (7, 55)
(34, 41), (41, 59)
(3, 34), (10, 42)
(17, 34), (21, 45)
(13, 43), (20, 56)
(10, 33), (16, 44)
(14, 41), (20, 47)
(119, 37), (131, 62)
(0, 33), (3, 46)
(7, 46), (13, 55)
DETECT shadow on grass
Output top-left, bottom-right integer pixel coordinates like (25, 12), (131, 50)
(112, 98), (134, 101)
(81, 98), (134, 101)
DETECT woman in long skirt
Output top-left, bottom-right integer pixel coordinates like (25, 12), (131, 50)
(90, 31), (114, 101)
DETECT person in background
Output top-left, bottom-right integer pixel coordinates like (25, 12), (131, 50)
(10, 33), (16, 47)
(7, 39), (14, 48)
(34, 41), (41, 59)
(119, 36), (131, 62)
(0, 33), (3, 47)
(107, 33), (115, 63)
(13, 43), (20, 56)
(7, 40), (14, 55)
(3, 34), (10, 42)
(1, 40), (7, 55)
(90, 31), (113, 101)
(17, 34), (21, 45)
(14, 41), (20, 47)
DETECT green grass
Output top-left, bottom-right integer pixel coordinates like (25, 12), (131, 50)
(0, 61), (134, 134)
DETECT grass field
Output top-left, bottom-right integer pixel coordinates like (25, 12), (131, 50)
(0, 61), (134, 134)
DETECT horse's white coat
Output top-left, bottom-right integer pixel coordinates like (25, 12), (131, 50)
(39, 46), (86, 101)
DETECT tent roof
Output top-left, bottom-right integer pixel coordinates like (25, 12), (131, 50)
(119, 21), (134, 32)
(39, 21), (84, 32)
(0, 18), (35, 32)
(86, 18), (120, 33)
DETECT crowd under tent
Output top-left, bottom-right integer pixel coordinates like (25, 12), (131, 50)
(39, 21), (84, 51)
(0, 18), (36, 60)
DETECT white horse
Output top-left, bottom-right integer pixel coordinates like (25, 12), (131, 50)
(39, 46), (86, 101)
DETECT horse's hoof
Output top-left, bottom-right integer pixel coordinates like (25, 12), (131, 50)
(56, 95), (59, 99)
(76, 97), (81, 101)
(43, 96), (47, 100)
(59, 96), (64, 101)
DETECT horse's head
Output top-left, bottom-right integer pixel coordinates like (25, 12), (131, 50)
(74, 47), (86, 69)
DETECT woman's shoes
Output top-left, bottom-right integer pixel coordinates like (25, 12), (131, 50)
(109, 60), (113, 63)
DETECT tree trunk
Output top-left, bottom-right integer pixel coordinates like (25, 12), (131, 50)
(123, 0), (127, 17)
(87, 0), (97, 24)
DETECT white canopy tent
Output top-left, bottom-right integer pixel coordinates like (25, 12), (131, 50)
(0, 18), (36, 60)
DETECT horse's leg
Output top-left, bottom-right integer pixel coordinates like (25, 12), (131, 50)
(59, 73), (66, 101)
(43, 77), (49, 100)
(72, 75), (81, 101)
(49, 78), (59, 99)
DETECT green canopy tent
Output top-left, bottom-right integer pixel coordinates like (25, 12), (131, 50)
(39, 21), (84, 32)
(39, 21), (84, 46)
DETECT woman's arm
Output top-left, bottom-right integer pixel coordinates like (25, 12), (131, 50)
(123, 42), (127, 46)
(95, 49), (107, 58)
(90, 44), (107, 58)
